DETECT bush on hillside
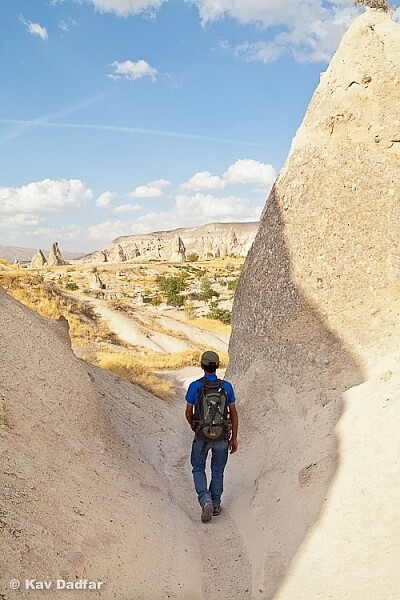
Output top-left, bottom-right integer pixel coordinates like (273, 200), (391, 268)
(155, 274), (188, 307)
(353, 0), (396, 11)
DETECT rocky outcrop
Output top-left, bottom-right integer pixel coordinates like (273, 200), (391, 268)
(227, 9), (399, 600)
(30, 249), (47, 268)
(81, 222), (258, 264)
(89, 272), (105, 290)
(90, 250), (107, 263)
(0, 288), (198, 598)
(47, 242), (68, 266)
(169, 235), (186, 262)
(106, 244), (127, 263)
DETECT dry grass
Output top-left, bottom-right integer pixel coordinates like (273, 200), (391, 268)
(187, 316), (231, 335)
(0, 267), (232, 400)
(96, 351), (175, 401)
(0, 271), (121, 348)
(142, 349), (200, 370)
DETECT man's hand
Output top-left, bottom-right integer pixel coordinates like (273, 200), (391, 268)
(229, 437), (238, 454)
(228, 403), (238, 453)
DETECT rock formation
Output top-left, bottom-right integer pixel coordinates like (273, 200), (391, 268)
(81, 222), (258, 263)
(227, 9), (400, 600)
(90, 250), (107, 262)
(169, 234), (186, 262)
(0, 288), (198, 598)
(106, 243), (127, 263)
(47, 242), (67, 266)
(89, 272), (105, 290)
(30, 249), (47, 268)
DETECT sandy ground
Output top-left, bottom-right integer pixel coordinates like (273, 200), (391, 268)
(0, 289), (249, 600)
(90, 300), (229, 354)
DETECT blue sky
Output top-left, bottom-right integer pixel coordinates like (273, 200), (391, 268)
(1, 0), (399, 252)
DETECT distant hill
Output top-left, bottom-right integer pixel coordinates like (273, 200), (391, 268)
(82, 221), (259, 264)
(0, 246), (85, 263)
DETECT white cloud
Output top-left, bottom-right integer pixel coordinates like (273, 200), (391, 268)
(20, 16), (48, 40)
(181, 160), (276, 193)
(86, 0), (165, 17)
(223, 159), (276, 186)
(96, 191), (118, 208)
(88, 220), (130, 241)
(58, 17), (77, 33)
(130, 178), (171, 198)
(182, 171), (226, 191)
(0, 179), (93, 215)
(234, 40), (285, 63)
(30, 224), (86, 243)
(192, 0), (300, 27)
(0, 214), (44, 229)
(109, 59), (158, 82)
(172, 192), (263, 225)
(114, 203), (141, 213)
(194, 1), (359, 63)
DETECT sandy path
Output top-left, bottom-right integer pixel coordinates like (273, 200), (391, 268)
(156, 370), (253, 600)
(91, 301), (192, 353)
(150, 312), (230, 350)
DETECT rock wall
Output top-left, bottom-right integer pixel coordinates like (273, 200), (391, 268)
(0, 288), (199, 599)
(226, 9), (400, 599)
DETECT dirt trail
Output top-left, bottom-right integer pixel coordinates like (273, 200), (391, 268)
(90, 360), (253, 599)
(90, 299), (229, 354)
(155, 372), (253, 600)
(91, 300), (192, 353)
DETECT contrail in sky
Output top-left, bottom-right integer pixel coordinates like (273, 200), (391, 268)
(0, 117), (280, 148)
(0, 95), (105, 146)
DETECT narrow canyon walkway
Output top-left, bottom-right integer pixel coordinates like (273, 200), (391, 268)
(91, 361), (254, 599)
(87, 301), (252, 597)
(156, 378), (253, 600)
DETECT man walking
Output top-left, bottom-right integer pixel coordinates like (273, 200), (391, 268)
(185, 351), (238, 523)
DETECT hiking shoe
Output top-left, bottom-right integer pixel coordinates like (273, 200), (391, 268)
(201, 501), (213, 523)
(212, 505), (222, 516)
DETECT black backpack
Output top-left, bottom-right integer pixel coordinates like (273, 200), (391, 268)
(193, 377), (231, 442)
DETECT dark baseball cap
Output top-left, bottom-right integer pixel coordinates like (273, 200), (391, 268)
(201, 351), (219, 366)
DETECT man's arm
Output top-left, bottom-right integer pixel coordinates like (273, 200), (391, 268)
(229, 403), (238, 454)
(185, 402), (196, 430)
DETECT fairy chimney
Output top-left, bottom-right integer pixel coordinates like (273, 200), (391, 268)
(47, 242), (67, 267)
(30, 249), (47, 268)
(227, 9), (400, 600)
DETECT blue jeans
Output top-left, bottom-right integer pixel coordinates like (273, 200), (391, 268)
(190, 438), (229, 507)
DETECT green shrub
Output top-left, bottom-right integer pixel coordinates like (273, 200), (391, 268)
(155, 274), (188, 307)
(199, 276), (219, 305)
(207, 303), (231, 325)
(227, 278), (239, 291)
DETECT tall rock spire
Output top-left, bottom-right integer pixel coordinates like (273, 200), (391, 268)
(227, 10), (400, 600)
(230, 9), (400, 373)
(47, 242), (67, 266)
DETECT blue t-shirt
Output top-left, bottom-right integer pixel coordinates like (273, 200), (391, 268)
(185, 373), (236, 405)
